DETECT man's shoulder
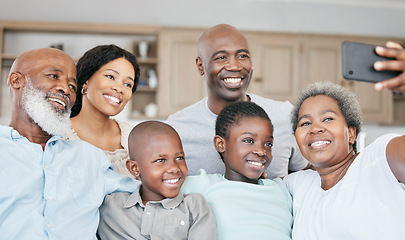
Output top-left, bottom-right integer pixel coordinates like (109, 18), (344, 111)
(249, 93), (293, 110)
(166, 98), (207, 122)
(165, 98), (213, 132)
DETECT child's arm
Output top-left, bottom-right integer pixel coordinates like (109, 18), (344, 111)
(185, 193), (217, 240)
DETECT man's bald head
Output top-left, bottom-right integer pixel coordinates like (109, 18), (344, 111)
(9, 48), (75, 81)
(197, 24), (248, 60)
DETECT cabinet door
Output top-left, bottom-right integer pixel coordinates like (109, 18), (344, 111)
(349, 80), (393, 123)
(300, 35), (393, 124)
(300, 35), (343, 87)
(245, 32), (300, 104)
(157, 28), (205, 117)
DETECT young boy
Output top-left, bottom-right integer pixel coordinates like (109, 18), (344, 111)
(181, 101), (293, 240)
(98, 121), (217, 240)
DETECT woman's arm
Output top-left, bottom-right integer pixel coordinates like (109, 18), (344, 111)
(386, 135), (405, 183)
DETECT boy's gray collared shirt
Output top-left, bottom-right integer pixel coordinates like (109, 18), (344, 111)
(98, 185), (217, 240)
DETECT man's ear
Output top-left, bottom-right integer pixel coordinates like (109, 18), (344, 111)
(196, 57), (205, 76)
(8, 72), (25, 89)
(214, 135), (226, 153)
(348, 126), (356, 145)
(126, 159), (141, 178)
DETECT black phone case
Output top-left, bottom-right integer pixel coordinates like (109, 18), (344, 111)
(342, 41), (401, 83)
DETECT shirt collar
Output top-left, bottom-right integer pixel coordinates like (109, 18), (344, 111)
(0, 125), (62, 143)
(124, 185), (185, 210)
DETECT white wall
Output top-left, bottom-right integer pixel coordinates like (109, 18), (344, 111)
(0, 0), (405, 38)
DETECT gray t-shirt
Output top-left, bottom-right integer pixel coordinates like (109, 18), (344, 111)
(98, 185), (216, 240)
(166, 93), (308, 179)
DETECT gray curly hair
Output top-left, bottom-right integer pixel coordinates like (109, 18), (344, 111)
(291, 81), (363, 152)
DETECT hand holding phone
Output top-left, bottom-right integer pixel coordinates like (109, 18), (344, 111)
(342, 41), (402, 83)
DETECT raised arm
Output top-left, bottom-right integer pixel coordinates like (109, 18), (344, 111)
(386, 135), (405, 183)
(374, 41), (405, 92)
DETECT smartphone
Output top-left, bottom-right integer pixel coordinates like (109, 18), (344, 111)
(341, 41), (401, 83)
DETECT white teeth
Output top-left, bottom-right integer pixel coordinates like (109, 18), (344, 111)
(247, 160), (265, 167)
(104, 95), (120, 104)
(310, 141), (330, 147)
(163, 178), (180, 184)
(48, 97), (66, 107)
(224, 78), (241, 83)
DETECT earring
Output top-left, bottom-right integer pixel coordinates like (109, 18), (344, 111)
(81, 88), (87, 95)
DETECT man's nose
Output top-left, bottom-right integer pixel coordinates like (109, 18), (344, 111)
(225, 56), (243, 71)
(56, 79), (70, 95)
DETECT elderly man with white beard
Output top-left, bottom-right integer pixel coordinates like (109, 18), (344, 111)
(0, 48), (139, 240)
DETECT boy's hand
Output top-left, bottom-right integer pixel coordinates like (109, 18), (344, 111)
(374, 41), (405, 93)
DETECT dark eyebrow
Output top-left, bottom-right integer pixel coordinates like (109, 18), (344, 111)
(237, 49), (250, 54)
(71, 77), (78, 85)
(106, 68), (119, 74)
(51, 67), (78, 85)
(241, 131), (256, 136)
(211, 49), (250, 59)
(211, 50), (227, 59)
(297, 114), (310, 123)
(297, 109), (337, 122)
(106, 68), (134, 82)
(52, 67), (63, 73)
(241, 131), (273, 139)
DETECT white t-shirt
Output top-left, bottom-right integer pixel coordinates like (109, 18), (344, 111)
(166, 94), (308, 179)
(284, 133), (405, 240)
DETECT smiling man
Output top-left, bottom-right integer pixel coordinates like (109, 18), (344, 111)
(166, 24), (309, 178)
(0, 48), (138, 240)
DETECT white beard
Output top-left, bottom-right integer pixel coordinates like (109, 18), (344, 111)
(22, 80), (72, 136)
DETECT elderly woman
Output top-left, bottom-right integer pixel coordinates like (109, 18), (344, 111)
(284, 81), (405, 240)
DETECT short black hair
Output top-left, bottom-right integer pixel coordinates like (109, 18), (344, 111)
(215, 101), (273, 140)
(71, 44), (140, 117)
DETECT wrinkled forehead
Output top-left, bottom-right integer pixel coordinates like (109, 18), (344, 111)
(16, 48), (74, 72)
(24, 53), (76, 77)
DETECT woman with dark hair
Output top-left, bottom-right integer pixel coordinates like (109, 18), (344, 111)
(66, 44), (140, 177)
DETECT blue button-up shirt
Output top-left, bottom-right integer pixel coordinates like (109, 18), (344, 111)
(0, 125), (139, 240)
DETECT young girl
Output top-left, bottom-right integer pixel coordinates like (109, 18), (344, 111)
(66, 44), (140, 177)
(285, 81), (405, 239)
(181, 101), (292, 240)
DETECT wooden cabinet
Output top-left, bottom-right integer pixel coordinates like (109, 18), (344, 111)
(0, 21), (160, 121)
(245, 32), (300, 104)
(157, 27), (205, 117)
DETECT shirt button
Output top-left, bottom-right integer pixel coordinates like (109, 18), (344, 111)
(45, 165), (49, 169)
(146, 212), (151, 215)
(180, 221), (185, 226)
(47, 224), (52, 228)
(48, 196), (53, 200)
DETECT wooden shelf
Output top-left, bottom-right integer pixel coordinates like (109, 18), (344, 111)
(1, 54), (17, 61)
